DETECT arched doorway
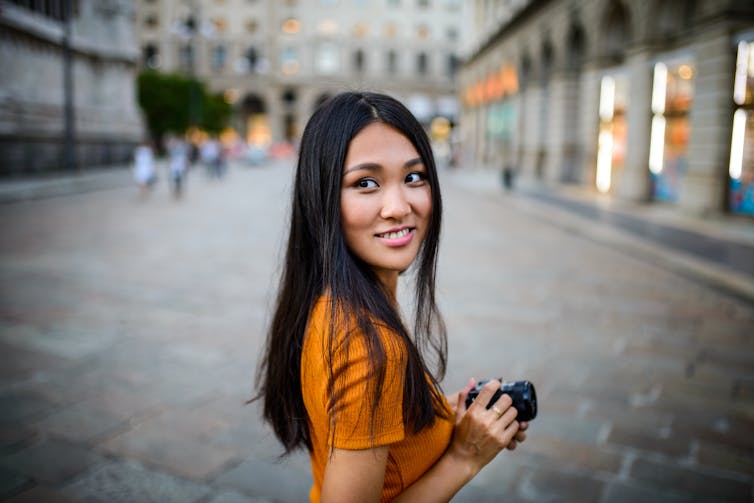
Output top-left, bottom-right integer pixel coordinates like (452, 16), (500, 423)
(242, 94), (271, 149)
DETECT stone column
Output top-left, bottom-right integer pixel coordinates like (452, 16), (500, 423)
(680, 24), (734, 214)
(545, 72), (567, 184)
(617, 48), (652, 201)
(579, 66), (601, 189)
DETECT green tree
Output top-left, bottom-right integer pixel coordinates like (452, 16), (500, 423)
(136, 71), (231, 146)
(200, 91), (232, 135)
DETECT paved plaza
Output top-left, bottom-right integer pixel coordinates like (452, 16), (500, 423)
(0, 160), (753, 502)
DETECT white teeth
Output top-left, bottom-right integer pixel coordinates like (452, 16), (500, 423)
(380, 228), (410, 239)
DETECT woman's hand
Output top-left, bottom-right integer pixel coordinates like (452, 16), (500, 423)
(448, 379), (523, 475)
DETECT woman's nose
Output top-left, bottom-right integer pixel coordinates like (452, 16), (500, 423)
(380, 186), (411, 219)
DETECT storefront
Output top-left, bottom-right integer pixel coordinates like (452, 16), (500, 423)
(729, 39), (754, 216)
(595, 72), (628, 193)
(649, 57), (695, 202)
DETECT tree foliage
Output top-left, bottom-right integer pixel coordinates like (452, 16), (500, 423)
(136, 71), (232, 142)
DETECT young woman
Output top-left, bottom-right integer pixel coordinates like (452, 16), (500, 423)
(257, 92), (528, 502)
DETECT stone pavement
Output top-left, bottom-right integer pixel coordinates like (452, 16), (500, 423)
(0, 161), (752, 502)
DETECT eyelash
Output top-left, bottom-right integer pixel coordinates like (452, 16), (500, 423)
(353, 172), (427, 189)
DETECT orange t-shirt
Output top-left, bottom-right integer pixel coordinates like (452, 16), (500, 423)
(301, 297), (453, 502)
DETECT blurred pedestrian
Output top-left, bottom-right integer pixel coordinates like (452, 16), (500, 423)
(167, 136), (189, 198)
(201, 137), (225, 178)
(502, 163), (515, 191)
(255, 92), (528, 502)
(133, 140), (156, 197)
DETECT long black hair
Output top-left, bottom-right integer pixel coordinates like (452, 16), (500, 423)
(256, 91), (448, 454)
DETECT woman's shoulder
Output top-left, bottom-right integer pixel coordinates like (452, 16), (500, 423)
(306, 295), (405, 356)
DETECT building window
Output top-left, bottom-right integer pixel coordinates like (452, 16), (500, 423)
(353, 22), (368, 37)
(282, 18), (301, 34)
(281, 46), (300, 74)
(143, 44), (159, 69)
(387, 0), (400, 5)
(321, 0), (338, 5)
(417, 24), (430, 40)
(317, 42), (340, 74)
(729, 40), (754, 215)
(212, 17), (227, 33)
(318, 19), (339, 35)
(354, 49), (366, 73)
(384, 22), (397, 38)
(387, 50), (398, 74)
(446, 27), (458, 42)
(417, 0), (429, 7)
(144, 14), (159, 29)
(212, 45), (227, 70)
(446, 54), (459, 79)
(417, 51), (428, 75)
(246, 46), (258, 72)
(179, 44), (194, 71)
(246, 19), (258, 34)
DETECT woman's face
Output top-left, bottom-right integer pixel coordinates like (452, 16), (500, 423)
(340, 122), (432, 290)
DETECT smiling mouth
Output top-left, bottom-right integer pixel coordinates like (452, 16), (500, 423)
(376, 228), (412, 239)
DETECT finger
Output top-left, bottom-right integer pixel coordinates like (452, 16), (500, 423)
(471, 380), (502, 411)
(514, 430), (527, 443)
(506, 440), (517, 451)
(499, 419), (521, 446)
(489, 393), (514, 421)
(458, 377), (476, 412)
(455, 391), (465, 422)
(518, 421), (529, 431)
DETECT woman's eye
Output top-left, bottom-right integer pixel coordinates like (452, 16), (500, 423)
(357, 179), (378, 189)
(406, 172), (426, 184)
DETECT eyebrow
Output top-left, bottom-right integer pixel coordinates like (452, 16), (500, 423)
(343, 157), (424, 175)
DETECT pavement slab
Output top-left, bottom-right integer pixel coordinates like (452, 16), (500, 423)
(0, 162), (752, 501)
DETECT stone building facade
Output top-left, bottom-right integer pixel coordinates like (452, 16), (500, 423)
(0, 0), (144, 174)
(460, 0), (754, 216)
(136, 0), (466, 148)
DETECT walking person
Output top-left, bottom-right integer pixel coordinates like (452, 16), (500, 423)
(256, 92), (528, 502)
(133, 139), (156, 197)
(167, 136), (188, 198)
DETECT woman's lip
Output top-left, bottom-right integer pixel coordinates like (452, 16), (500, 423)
(376, 228), (415, 247)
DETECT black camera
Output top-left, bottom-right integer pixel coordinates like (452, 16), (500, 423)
(465, 379), (537, 422)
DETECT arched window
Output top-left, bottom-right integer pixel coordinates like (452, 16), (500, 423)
(602, 1), (631, 63)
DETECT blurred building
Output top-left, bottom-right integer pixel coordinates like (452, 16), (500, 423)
(460, 0), (754, 217)
(0, 0), (144, 174)
(135, 0), (466, 148)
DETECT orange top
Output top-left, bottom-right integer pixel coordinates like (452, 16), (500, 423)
(301, 297), (453, 503)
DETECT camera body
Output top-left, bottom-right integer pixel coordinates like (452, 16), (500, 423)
(464, 379), (537, 422)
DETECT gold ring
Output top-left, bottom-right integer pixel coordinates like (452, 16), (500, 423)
(492, 406), (504, 417)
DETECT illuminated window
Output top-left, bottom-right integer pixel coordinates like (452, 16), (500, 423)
(318, 19), (338, 35)
(282, 18), (301, 34)
(281, 47), (299, 74)
(417, 24), (430, 40)
(317, 42), (340, 74)
(384, 22), (397, 38)
(729, 40), (754, 215)
(212, 17), (227, 33)
(353, 22), (368, 37)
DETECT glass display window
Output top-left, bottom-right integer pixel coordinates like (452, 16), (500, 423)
(596, 73), (628, 193)
(649, 59), (695, 202)
(730, 40), (754, 215)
